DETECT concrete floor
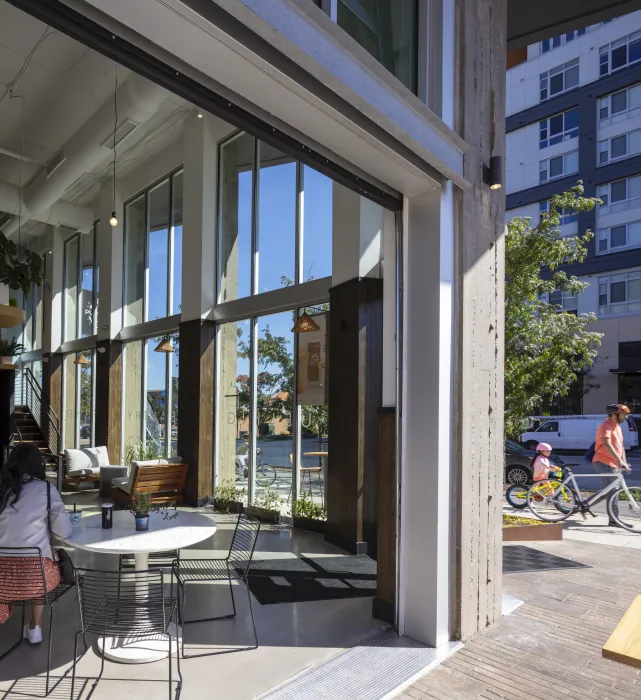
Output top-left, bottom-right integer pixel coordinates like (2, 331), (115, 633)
(0, 498), (381, 700)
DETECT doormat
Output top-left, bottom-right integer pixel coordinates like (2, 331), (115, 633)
(248, 555), (376, 605)
(503, 545), (590, 574)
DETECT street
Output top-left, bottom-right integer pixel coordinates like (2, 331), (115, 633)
(557, 452), (641, 488)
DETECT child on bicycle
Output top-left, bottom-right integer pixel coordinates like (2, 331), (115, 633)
(531, 442), (556, 481)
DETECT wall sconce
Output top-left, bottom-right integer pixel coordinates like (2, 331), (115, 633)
(97, 346), (106, 354)
(484, 155), (503, 190)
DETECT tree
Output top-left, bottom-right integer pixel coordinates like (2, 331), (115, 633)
(505, 183), (603, 438)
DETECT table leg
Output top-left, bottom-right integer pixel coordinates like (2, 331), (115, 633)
(96, 551), (180, 664)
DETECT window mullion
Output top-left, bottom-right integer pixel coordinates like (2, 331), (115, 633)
(167, 175), (174, 318)
(165, 350), (171, 457)
(251, 139), (260, 297)
(295, 161), (303, 285)
(144, 192), (150, 323)
(142, 340), (148, 450)
(248, 316), (258, 504)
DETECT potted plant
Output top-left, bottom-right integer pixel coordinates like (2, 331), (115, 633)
(213, 480), (245, 514)
(502, 513), (563, 541)
(291, 489), (327, 534)
(245, 490), (282, 525)
(130, 490), (156, 531)
(0, 232), (45, 297)
(0, 338), (25, 365)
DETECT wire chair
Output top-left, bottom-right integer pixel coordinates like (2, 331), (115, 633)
(119, 550), (180, 571)
(0, 546), (76, 697)
(71, 569), (182, 700)
(172, 513), (260, 658)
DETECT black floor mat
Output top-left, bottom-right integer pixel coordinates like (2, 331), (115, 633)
(503, 545), (590, 574)
(248, 555), (376, 605)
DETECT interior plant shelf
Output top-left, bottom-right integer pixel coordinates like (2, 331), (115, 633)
(0, 304), (24, 328)
(0, 364), (17, 371)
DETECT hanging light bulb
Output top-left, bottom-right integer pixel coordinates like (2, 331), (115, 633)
(109, 211), (118, 227)
(197, 111), (203, 119)
(110, 65), (119, 228)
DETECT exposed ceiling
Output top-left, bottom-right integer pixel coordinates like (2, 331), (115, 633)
(0, 0), (193, 245)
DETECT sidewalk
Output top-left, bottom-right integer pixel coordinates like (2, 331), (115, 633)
(396, 539), (641, 700)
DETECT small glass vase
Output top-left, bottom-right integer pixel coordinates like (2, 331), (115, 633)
(135, 515), (149, 531)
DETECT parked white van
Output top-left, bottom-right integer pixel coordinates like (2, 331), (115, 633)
(521, 415), (639, 451)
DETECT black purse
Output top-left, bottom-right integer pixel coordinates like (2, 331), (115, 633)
(46, 482), (75, 585)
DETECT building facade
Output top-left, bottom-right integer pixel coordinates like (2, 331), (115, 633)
(506, 14), (641, 413)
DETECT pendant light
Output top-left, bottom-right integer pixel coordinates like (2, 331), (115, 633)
(74, 353), (90, 366)
(110, 65), (119, 227)
(292, 312), (321, 333)
(154, 336), (174, 353)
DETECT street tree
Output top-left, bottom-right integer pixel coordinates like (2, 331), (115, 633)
(505, 183), (603, 438)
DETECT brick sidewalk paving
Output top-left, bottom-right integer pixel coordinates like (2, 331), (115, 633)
(397, 540), (641, 700)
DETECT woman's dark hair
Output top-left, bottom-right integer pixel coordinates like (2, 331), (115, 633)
(0, 443), (47, 513)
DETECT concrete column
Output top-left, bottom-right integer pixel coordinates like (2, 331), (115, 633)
(178, 114), (234, 504)
(43, 227), (64, 354)
(400, 183), (454, 648)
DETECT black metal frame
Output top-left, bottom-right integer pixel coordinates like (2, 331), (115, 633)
(172, 514), (260, 659)
(0, 546), (76, 697)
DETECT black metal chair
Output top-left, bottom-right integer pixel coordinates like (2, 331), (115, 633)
(0, 546), (76, 697)
(71, 569), (182, 700)
(172, 513), (260, 658)
(119, 550), (180, 571)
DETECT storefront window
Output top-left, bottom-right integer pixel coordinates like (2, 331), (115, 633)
(302, 165), (333, 281)
(64, 236), (79, 342)
(124, 195), (145, 327)
(61, 352), (95, 450)
(64, 227), (98, 342)
(172, 170), (183, 316)
(337, 0), (418, 94)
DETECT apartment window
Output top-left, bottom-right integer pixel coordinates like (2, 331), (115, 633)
(598, 270), (641, 315)
(63, 224), (99, 342)
(541, 28), (586, 54)
(539, 200), (578, 226)
(597, 221), (641, 254)
(123, 169), (183, 328)
(598, 175), (641, 215)
(539, 150), (579, 183)
(549, 290), (578, 314)
(598, 128), (641, 164)
(600, 31), (641, 76)
(336, 0), (418, 94)
(599, 83), (641, 124)
(540, 59), (579, 101)
(539, 108), (579, 148)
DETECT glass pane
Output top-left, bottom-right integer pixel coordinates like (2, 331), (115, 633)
(171, 336), (179, 455)
(337, 0), (418, 93)
(629, 84), (641, 109)
(93, 222), (99, 335)
(612, 44), (627, 69)
(630, 38), (641, 63)
(600, 106), (609, 120)
(34, 284), (43, 351)
(565, 65), (579, 88)
(564, 108), (579, 131)
(146, 340), (167, 454)
(256, 311), (294, 506)
(123, 340), (144, 454)
(64, 236), (79, 342)
(258, 143), (296, 293)
(79, 355), (93, 447)
(550, 73), (564, 94)
(216, 318), (251, 490)
(549, 156), (563, 178)
(549, 114), (563, 135)
(147, 179), (170, 321)
(23, 290), (33, 352)
(219, 134), (254, 303)
(542, 39), (550, 53)
(564, 150), (578, 173)
(611, 225), (627, 247)
(629, 175), (641, 199)
(628, 278), (641, 300)
(611, 281), (626, 303)
(611, 180), (627, 202)
(302, 166), (333, 282)
(612, 90), (627, 113)
(611, 135), (627, 159)
(124, 194), (145, 327)
(63, 354), (77, 450)
(80, 231), (94, 338)
(629, 130), (641, 155)
(172, 171), (183, 316)
(628, 221), (641, 246)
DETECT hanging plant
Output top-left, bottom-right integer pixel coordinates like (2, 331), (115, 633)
(0, 232), (44, 297)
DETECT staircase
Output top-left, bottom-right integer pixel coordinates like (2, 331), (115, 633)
(14, 405), (57, 468)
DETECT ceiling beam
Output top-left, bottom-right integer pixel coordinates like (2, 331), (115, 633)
(508, 0), (641, 49)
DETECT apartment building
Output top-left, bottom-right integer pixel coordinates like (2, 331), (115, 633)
(507, 15), (641, 413)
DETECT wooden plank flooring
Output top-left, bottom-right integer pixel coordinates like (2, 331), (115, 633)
(398, 541), (641, 700)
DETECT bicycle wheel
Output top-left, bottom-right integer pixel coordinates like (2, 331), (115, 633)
(256, 464), (277, 488)
(607, 487), (641, 533)
(527, 480), (576, 522)
(505, 484), (528, 509)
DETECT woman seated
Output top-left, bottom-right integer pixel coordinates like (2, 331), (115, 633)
(0, 444), (72, 643)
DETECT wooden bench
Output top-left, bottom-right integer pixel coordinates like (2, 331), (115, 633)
(110, 462), (188, 507)
(60, 452), (101, 491)
(603, 595), (641, 668)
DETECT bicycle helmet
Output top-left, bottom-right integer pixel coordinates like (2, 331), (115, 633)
(606, 403), (630, 415)
(536, 442), (552, 452)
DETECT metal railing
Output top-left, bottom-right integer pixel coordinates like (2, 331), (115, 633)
(19, 367), (61, 461)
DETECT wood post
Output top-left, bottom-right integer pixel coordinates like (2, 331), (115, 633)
(94, 339), (123, 464)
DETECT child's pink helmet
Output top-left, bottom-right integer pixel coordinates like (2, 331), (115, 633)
(536, 442), (552, 452)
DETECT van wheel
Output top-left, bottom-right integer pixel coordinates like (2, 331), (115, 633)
(506, 466), (530, 485)
(525, 441), (538, 450)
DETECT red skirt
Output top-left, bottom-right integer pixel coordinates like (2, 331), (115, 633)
(0, 556), (61, 624)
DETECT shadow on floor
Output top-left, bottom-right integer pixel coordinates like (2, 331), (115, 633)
(503, 545), (591, 574)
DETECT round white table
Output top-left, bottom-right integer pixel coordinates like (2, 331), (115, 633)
(59, 509), (216, 664)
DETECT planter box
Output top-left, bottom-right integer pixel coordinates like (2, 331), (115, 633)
(293, 516), (326, 535)
(245, 505), (281, 525)
(503, 522), (563, 542)
(214, 499), (244, 514)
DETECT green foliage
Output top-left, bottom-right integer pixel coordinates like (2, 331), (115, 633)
(0, 232), (45, 296)
(122, 437), (165, 467)
(505, 183), (602, 439)
(8, 297), (18, 308)
(213, 479), (245, 511)
(252, 489), (282, 513)
(130, 490), (155, 517)
(0, 339), (25, 357)
(619, 487), (641, 501)
(291, 489), (327, 520)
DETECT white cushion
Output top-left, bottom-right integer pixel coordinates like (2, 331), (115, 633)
(84, 446), (110, 467)
(65, 446), (110, 474)
(67, 465), (101, 477)
(112, 476), (130, 493)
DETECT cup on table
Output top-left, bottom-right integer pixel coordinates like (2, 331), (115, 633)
(70, 511), (82, 528)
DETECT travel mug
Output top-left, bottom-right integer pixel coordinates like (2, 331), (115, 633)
(102, 503), (113, 529)
(70, 502), (82, 528)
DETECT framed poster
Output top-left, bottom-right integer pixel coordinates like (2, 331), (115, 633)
(297, 313), (328, 406)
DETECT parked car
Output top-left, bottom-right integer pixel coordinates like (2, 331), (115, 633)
(504, 439), (565, 485)
(521, 415), (639, 452)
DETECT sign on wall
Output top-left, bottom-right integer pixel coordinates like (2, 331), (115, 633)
(297, 313), (328, 406)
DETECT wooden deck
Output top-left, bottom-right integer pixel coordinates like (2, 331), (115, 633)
(398, 540), (641, 700)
